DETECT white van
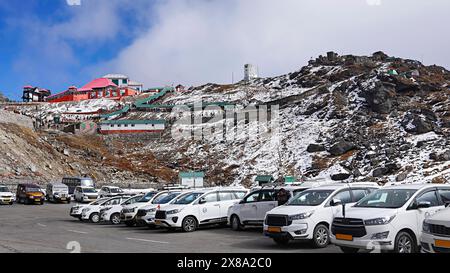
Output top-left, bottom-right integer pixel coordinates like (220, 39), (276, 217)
(421, 205), (450, 253)
(154, 187), (248, 232)
(330, 184), (450, 253)
(263, 183), (379, 248)
(228, 185), (309, 230)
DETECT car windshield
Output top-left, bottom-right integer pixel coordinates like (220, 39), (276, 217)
(287, 190), (334, 206)
(0, 186), (9, 192)
(174, 192), (203, 205)
(82, 188), (96, 193)
(110, 188), (123, 193)
(355, 189), (417, 209)
(26, 187), (41, 193)
(154, 192), (181, 204)
(138, 192), (157, 202)
(123, 195), (143, 205)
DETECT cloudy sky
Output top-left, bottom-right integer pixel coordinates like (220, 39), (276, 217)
(0, 0), (449, 99)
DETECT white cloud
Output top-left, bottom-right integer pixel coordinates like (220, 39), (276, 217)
(105, 0), (450, 87)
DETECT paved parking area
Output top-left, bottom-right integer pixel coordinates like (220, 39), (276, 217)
(0, 203), (340, 253)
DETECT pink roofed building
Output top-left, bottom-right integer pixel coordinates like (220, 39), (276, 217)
(47, 78), (138, 103)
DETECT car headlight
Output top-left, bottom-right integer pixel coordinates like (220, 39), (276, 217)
(82, 208), (90, 213)
(423, 221), (431, 233)
(146, 208), (156, 213)
(167, 209), (182, 215)
(289, 211), (314, 221)
(364, 215), (396, 226)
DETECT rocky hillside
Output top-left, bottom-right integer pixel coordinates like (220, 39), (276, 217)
(1, 51), (449, 187)
(0, 91), (9, 102)
(148, 51), (449, 186)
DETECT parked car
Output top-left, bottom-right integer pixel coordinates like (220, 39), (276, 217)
(98, 186), (124, 198)
(74, 186), (98, 203)
(81, 196), (131, 223)
(70, 198), (109, 220)
(228, 185), (310, 230)
(100, 195), (144, 225)
(136, 191), (187, 227)
(120, 191), (159, 226)
(63, 176), (95, 195)
(330, 184), (450, 253)
(421, 204), (450, 253)
(16, 183), (45, 205)
(0, 185), (15, 205)
(154, 187), (249, 232)
(263, 183), (379, 248)
(46, 183), (70, 203)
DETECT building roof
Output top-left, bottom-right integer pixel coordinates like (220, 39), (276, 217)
(78, 78), (118, 92)
(255, 175), (274, 182)
(100, 119), (165, 125)
(179, 172), (205, 178)
(23, 85), (33, 89)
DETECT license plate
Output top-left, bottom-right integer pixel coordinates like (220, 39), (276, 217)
(336, 234), (353, 241)
(35, 199), (41, 202)
(267, 227), (282, 233)
(435, 240), (450, 248)
(155, 220), (162, 225)
(60, 198), (66, 201)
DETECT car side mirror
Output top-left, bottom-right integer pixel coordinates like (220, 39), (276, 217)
(445, 201), (450, 208)
(199, 198), (207, 204)
(331, 198), (342, 207)
(239, 200), (246, 204)
(417, 201), (431, 209)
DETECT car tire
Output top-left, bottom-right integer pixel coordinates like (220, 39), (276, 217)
(110, 213), (121, 225)
(125, 220), (135, 227)
(312, 224), (330, 248)
(339, 246), (359, 253)
(394, 231), (417, 253)
(9, 202), (13, 205)
(231, 215), (243, 231)
(273, 237), (290, 246)
(89, 212), (100, 223)
(182, 216), (198, 232)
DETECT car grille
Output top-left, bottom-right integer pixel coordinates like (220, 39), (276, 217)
(331, 217), (367, 238)
(155, 211), (167, 220)
(266, 215), (290, 227)
(429, 224), (450, 237)
(136, 210), (147, 217)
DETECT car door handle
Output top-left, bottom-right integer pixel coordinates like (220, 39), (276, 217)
(252, 205), (257, 208)
(214, 204), (220, 207)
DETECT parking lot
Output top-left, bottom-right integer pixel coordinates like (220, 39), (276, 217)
(0, 202), (339, 253)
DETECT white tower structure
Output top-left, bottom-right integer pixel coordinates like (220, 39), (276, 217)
(244, 64), (259, 81)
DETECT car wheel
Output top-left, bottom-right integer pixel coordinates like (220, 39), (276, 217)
(182, 216), (197, 232)
(231, 215), (243, 231)
(339, 246), (359, 253)
(273, 237), (290, 246)
(395, 232), (416, 253)
(90, 213), (100, 223)
(9, 202), (13, 205)
(312, 224), (330, 248)
(110, 213), (121, 225)
(125, 220), (135, 227)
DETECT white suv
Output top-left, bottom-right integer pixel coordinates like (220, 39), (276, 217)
(100, 195), (143, 225)
(154, 188), (248, 232)
(0, 185), (15, 205)
(74, 186), (98, 203)
(228, 185), (309, 231)
(421, 204), (450, 253)
(70, 198), (109, 220)
(98, 186), (124, 198)
(136, 191), (187, 227)
(330, 184), (450, 253)
(81, 196), (130, 223)
(120, 191), (160, 226)
(264, 183), (379, 248)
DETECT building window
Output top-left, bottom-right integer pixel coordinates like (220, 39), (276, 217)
(131, 124), (135, 127)
(118, 124), (121, 127)
(124, 124), (128, 127)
